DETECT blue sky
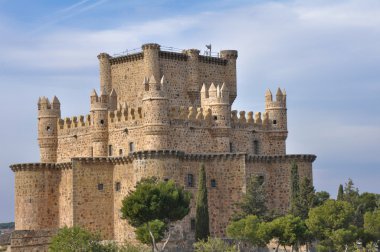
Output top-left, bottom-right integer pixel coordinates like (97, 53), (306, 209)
(0, 0), (379, 222)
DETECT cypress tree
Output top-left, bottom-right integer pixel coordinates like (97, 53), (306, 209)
(337, 184), (344, 201)
(290, 161), (300, 216)
(195, 163), (210, 241)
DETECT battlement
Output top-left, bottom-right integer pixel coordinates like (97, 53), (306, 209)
(200, 83), (229, 105)
(108, 106), (143, 125)
(58, 114), (92, 130)
(37, 96), (61, 117)
(265, 88), (286, 109)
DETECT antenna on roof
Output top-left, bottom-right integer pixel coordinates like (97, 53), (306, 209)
(205, 44), (211, 56)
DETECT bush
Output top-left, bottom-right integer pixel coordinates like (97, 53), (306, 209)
(194, 237), (236, 252)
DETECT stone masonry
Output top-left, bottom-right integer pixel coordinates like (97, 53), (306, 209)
(10, 43), (316, 250)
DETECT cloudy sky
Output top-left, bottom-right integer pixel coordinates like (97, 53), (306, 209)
(0, 0), (379, 222)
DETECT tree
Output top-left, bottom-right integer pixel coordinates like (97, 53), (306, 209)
(49, 226), (102, 252)
(290, 162), (300, 216)
(306, 199), (356, 251)
(121, 177), (191, 252)
(235, 175), (267, 220)
(364, 210), (380, 241)
(343, 178), (359, 206)
(195, 163), (210, 241)
(227, 215), (270, 250)
(337, 184), (344, 201)
(297, 177), (316, 219)
(314, 191), (330, 206)
(267, 214), (308, 252)
(194, 237), (236, 252)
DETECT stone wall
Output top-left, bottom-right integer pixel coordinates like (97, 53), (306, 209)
(10, 229), (57, 252)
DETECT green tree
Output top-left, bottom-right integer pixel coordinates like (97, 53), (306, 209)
(267, 214), (308, 252)
(121, 177), (191, 252)
(337, 184), (344, 201)
(343, 178), (359, 205)
(235, 175), (267, 220)
(290, 162), (300, 216)
(306, 199), (356, 251)
(194, 237), (236, 252)
(49, 226), (102, 252)
(297, 177), (316, 219)
(227, 215), (270, 250)
(314, 191), (330, 206)
(134, 220), (166, 246)
(195, 163), (210, 241)
(364, 210), (380, 241)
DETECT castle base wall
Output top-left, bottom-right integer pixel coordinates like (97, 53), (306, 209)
(10, 229), (57, 252)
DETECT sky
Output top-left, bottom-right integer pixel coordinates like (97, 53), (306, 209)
(0, 0), (379, 222)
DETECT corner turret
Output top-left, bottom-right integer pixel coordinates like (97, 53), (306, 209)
(185, 49), (201, 104)
(220, 50), (238, 104)
(142, 43), (161, 83)
(265, 88), (287, 131)
(97, 52), (112, 94)
(37, 96), (60, 162)
(142, 75), (169, 150)
(90, 89), (109, 157)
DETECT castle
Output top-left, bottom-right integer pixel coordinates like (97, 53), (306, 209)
(10, 43), (316, 250)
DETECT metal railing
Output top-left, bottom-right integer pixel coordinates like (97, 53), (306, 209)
(112, 45), (221, 58)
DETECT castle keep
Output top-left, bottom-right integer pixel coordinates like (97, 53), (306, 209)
(10, 43), (316, 249)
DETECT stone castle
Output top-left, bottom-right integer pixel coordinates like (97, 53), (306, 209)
(10, 43), (316, 250)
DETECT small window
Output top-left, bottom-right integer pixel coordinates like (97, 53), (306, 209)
(258, 175), (265, 185)
(46, 126), (51, 132)
(211, 179), (217, 188)
(190, 218), (196, 231)
(119, 149), (123, 156)
(108, 145), (113, 156)
(115, 182), (121, 192)
(253, 140), (259, 155)
(90, 147), (93, 157)
(213, 116), (217, 120)
(129, 142), (135, 153)
(98, 183), (104, 191)
(100, 119), (105, 125)
(230, 142), (233, 152)
(187, 174), (194, 187)
(164, 178), (169, 182)
(273, 120), (277, 125)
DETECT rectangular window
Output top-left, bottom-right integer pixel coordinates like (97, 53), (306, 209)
(119, 149), (123, 156)
(253, 140), (259, 155)
(211, 179), (217, 188)
(190, 218), (196, 231)
(108, 145), (113, 156)
(98, 183), (104, 191)
(230, 142), (233, 152)
(129, 142), (135, 153)
(187, 174), (194, 187)
(115, 182), (121, 192)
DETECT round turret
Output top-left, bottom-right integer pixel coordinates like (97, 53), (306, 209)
(142, 43), (161, 82)
(90, 89), (109, 156)
(265, 88), (287, 131)
(38, 96), (60, 163)
(220, 50), (238, 104)
(97, 52), (112, 94)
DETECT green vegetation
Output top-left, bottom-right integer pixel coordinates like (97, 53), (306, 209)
(195, 163), (210, 241)
(227, 167), (380, 252)
(0, 222), (14, 229)
(49, 226), (149, 252)
(194, 237), (236, 252)
(121, 177), (190, 252)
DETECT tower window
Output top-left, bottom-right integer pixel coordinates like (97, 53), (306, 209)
(253, 140), (259, 155)
(187, 174), (194, 187)
(211, 179), (217, 188)
(119, 149), (123, 156)
(98, 183), (104, 191)
(190, 218), (196, 231)
(213, 116), (218, 120)
(115, 182), (121, 192)
(230, 142), (233, 152)
(100, 119), (105, 125)
(273, 120), (277, 125)
(108, 145), (113, 156)
(129, 142), (135, 153)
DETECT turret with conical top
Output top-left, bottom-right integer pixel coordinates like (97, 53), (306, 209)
(37, 96), (60, 162)
(142, 75), (169, 150)
(265, 87), (287, 131)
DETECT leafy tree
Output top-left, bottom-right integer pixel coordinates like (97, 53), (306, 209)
(135, 219), (166, 246)
(49, 226), (102, 252)
(364, 210), (380, 241)
(267, 214), (308, 252)
(121, 177), (191, 252)
(194, 237), (236, 252)
(337, 184), (344, 201)
(306, 199), (356, 251)
(314, 191), (330, 206)
(227, 215), (270, 249)
(234, 175), (267, 220)
(290, 162), (300, 216)
(195, 163), (210, 241)
(343, 178), (359, 206)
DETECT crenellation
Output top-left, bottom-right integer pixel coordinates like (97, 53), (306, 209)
(11, 43), (315, 250)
